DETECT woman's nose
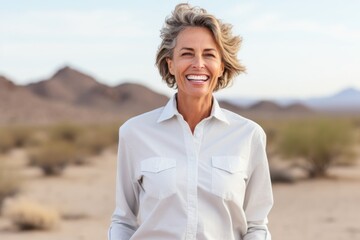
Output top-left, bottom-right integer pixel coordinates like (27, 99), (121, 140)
(192, 55), (205, 69)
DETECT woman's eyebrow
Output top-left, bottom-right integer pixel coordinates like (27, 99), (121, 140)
(180, 47), (194, 51)
(204, 48), (217, 52)
(179, 47), (217, 52)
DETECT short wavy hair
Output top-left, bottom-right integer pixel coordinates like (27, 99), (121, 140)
(156, 3), (246, 91)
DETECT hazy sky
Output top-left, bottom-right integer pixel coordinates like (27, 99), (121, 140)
(1, 0), (359, 99)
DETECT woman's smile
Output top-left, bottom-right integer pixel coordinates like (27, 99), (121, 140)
(186, 74), (209, 82)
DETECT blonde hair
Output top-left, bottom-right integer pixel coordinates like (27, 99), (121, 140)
(156, 3), (246, 91)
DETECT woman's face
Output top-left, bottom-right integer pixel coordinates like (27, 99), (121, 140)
(167, 27), (224, 99)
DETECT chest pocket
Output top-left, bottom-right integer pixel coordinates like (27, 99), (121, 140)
(211, 156), (248, 201)
(140, 157), (177, 199)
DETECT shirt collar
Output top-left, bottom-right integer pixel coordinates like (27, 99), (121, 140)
(157, 94), (179, 123)
(157, 94), (230, 125)
(211, 96), (230, 125)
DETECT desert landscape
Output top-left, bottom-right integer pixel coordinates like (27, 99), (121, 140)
(1, 67), (360, 240)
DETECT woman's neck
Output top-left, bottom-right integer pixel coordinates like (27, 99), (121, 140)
(176, 93), (213, 133)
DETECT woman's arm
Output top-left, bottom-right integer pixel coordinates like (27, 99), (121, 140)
(108, 129), (139, 240)
(243, 128), (273, 240)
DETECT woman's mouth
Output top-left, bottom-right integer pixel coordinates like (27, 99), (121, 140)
(186, 74), (209, 82)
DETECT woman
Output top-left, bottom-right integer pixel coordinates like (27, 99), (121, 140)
(109, 3), (273, 240)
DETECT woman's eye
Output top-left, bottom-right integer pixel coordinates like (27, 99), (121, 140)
(205, 54), (215, 58)
(181, 52), (192, 56)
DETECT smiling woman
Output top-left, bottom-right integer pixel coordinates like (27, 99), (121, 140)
(108, 3), (273, 240)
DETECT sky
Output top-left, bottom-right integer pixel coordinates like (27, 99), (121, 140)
(1, 0), (360, 99)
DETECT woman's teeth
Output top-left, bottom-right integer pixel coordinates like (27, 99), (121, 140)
(186, 75), (209, 81)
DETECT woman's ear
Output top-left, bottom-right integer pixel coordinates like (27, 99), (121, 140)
(166, 57), (174, 75)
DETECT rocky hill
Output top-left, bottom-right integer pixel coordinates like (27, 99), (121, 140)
(0, 66), (168, 125)
(26, 66), (104, 103)
(0, 75), (116, 125)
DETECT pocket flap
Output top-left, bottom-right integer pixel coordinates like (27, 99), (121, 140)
(212, 156), (246, 174)
(141, 157), (176, 173)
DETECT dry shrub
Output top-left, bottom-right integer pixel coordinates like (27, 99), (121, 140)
(75, 124), (118, 157)
(0, 126), (34, 153)
(0, 163), (22, 208)
(0, 129), (14, 154)
(7, 126), (33, 148)
(49, 122), (83, 143)
(26, 129), (50, 148)
(25, 122), (119, 168)
(277, 118), (355, 178)
(3, 198), (60, 230)
(28, 140), (76, 176)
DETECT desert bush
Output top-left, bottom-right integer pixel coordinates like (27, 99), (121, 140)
(354, 118), (360, 143)
(26, 129), (49, 148)
(0, 163), (22, 209)
(73, 134), (106, 165)
(75, 124), (118, 157)
(0, 129), (15, 154)
(67, 124), (119, 165)
(276, 118), (355, 178)
(98, 123), (119, 146)
(49, 122), (83, 143)
(28, 140), (77, 176)
(3, 198), (60, 230)
(26, 123), (118, 167)
(0, 126), (35, 153)
(7, 126), (33, 148)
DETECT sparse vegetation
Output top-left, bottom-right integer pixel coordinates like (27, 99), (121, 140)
(49, 122), (83, 143)
(0, 125), (35, 153)
(0, 129), (14, 154)
(0, 126), (35, 153)
(0, 163), (22, 209)
(75, 124), (118, 156)
(3, 198), (60, 230)
(276, 118), (355, 178)
(25, 122), (119, 172)
(28, 140), (77, 176)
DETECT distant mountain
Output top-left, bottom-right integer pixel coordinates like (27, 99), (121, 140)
(248, 100), (283, 112)
(0, 76), (17, 90)
(110, 83), (168, 115)
(218, 99), (312, 119)
(26, 65), (168, 112)
(304, 87), (360, 112)
(27, 66), (101, 103)
(284, 103), (312, 112)
(76, 82), (168, 116)
(223, 87), (360, 113)
(218, 100), (246, 114)
(0, 74), (117, 125)
(0, 66), (169, 124)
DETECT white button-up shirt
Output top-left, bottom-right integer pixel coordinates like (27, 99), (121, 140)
(109, 95), (273, 240)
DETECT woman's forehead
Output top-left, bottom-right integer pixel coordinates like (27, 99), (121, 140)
(175, 27), (218, 49)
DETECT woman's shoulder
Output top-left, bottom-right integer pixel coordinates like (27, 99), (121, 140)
(120, 107), (164, 132)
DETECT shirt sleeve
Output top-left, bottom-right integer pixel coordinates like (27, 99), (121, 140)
(242, 128), (274, 240)
(108, 127), (139, 240)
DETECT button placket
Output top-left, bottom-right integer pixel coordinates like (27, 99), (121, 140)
(177, 116), (199, 239)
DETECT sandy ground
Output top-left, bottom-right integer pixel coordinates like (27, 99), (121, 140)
(1, 149), (360, 240)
